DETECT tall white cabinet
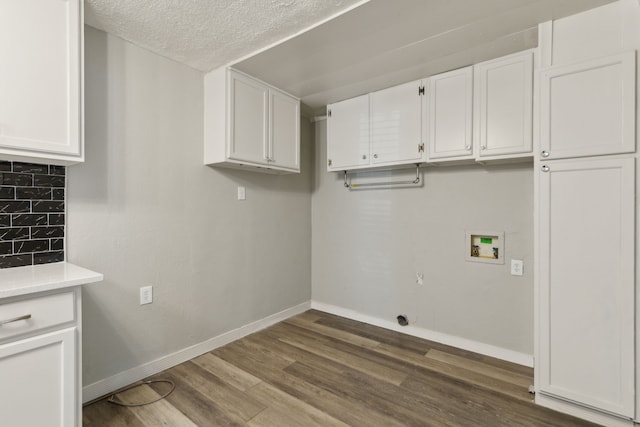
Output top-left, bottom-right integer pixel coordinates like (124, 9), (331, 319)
(0, 0), (84, 165)
(534, 2), (640, 425)
(537, 157), (635, 418)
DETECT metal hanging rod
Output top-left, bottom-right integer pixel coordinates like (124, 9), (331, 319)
(343, 164), (421, 189)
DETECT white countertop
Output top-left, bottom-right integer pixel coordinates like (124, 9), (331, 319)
(0, 262), (103, 299)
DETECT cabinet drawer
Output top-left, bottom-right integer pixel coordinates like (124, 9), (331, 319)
(0, 292), (75, 341)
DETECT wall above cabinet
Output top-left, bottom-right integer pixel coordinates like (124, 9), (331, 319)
(204, 68), (300, 174)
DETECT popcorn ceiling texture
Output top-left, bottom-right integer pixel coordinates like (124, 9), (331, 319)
(84, 0), (365, 72)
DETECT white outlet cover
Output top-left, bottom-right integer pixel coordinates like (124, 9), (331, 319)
(140, 286), (153, 305)
(510, 259), (524, 276)
(237, 186), (246, 200)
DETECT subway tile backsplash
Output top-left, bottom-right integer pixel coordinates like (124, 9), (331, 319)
(0, 161), (65, 268)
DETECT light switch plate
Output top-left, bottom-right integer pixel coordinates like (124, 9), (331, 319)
(237, 186), (246, 200)
(510, 259), (524, 276)
(140, 286), (153, 305)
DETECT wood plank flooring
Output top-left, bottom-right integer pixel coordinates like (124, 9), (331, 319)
(83, 310), (598, 426)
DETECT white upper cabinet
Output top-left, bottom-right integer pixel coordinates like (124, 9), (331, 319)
(326, 94), (370, 171)
(325, 50), (536, 171)
(370, 80), (425, 166)
(228, 71), (269, 165)
(327, 80), (425, 172)
(205, 68), (300, 174)
(0, 0), (83, 165)
(539, 51), (636, 160)
(474, 51), (533, 159)
(270, 88), (300, 171)
(427, 67), (474, 161)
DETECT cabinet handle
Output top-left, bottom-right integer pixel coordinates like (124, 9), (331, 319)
(465, 145), (471, 151)
(362, 155), (367, 160)
(541, 150), (550, 158)
(541, 165), (550, 172)
(481, 146), (486, 150)
(373, 154), (378, 159)
(0, 314), (31, 326)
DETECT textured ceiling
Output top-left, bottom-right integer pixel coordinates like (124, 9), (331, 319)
(84, 0), (367, 72)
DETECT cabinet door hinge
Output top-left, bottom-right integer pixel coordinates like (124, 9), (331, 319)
(328, 159), (332, 166)
(328, 109), (332, 117)
(418, 143), (425, 153)
(418, 86), (425, 96)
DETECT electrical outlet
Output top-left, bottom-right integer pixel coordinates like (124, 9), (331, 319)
(140, 286), (153, 305)
(416, 272), (424, 285)
(237, 186), (246, 201)
(511, 259), (524, 276)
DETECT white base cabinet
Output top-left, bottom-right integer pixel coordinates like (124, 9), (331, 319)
(204, 68), (300, 174)
(0, 328), (76, 427)
(0, 289), (82, 427)
(0, 0), (84, 165)
(537, 157), (635, 419)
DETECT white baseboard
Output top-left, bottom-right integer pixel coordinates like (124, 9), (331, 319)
(311, 301), (534, 368)
(535, 393), (634, 427)
(82, 300), (311, 404)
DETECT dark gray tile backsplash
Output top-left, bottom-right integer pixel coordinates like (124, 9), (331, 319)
(0, 161), (65, 268)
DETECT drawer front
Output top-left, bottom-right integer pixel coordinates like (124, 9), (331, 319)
(0, 292), (75, 341)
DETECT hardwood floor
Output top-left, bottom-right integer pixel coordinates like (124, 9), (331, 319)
(83, 310), (598, 426)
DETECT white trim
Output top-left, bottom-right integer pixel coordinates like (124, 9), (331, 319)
(224, 0), (371, 70)
(311, 301), (533, 368)
(535, 393), (634, 427)
(82, 301), (311, 403)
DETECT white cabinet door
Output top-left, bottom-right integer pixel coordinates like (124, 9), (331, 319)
(370, 80), (425, 165)
(228, 71), (269, 165)
(540, 51), (636, 160)
(0, 0), (83, 165)
(0, 328), (76, 427)
(327, 95), (370, 171)
(427, 67), (473, 161)
(538, 157), (635, 417)
(475, 51), (533, 159)
(269, 88), (300, 171)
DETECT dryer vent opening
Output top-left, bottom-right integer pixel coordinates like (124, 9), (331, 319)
(396, 314), (409, 326)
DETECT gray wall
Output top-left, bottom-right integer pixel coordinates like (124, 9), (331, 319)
(69, 27), (312, 386)
(311, 121), (534, 355)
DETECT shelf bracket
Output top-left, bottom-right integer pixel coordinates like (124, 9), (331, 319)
(343, 164), (421, 190)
